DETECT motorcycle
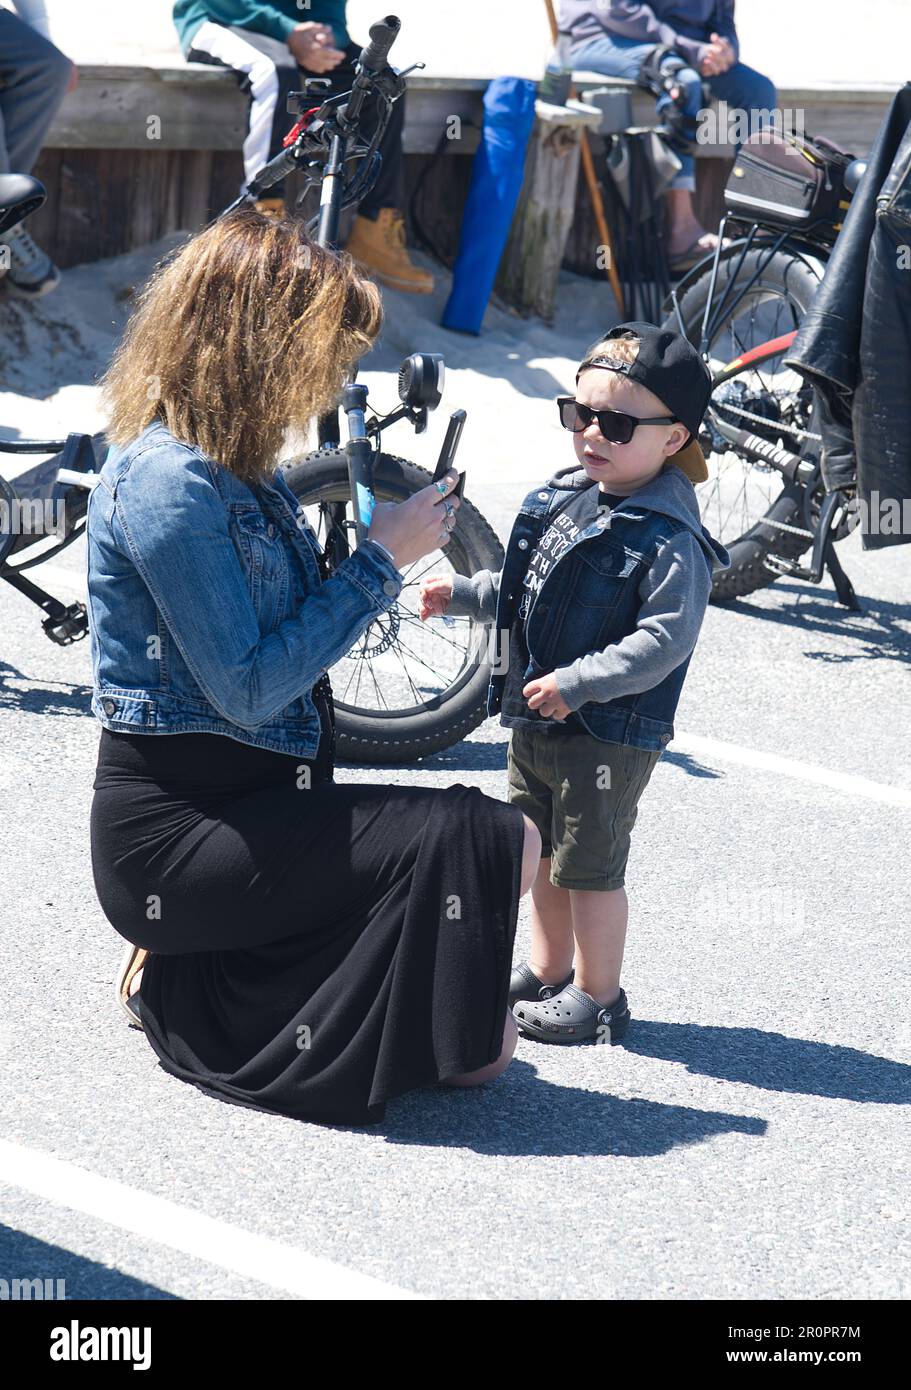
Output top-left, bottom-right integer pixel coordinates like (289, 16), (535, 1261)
(659, 131), (870, 608)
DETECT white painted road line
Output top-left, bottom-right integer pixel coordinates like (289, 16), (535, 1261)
(670, 731), (911, 808)
(0, 1139), (421, 1301)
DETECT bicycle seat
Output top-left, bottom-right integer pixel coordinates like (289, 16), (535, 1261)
(844, 158), (868, 195)
(0, 173), (46, 237)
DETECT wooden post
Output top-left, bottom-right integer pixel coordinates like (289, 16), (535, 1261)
(496, 99), (602, 322)
(542, 0), (626, 315)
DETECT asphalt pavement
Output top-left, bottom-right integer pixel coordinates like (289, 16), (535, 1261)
(0, 257), (908, 1302)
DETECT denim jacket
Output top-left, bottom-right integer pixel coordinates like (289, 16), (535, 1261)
(449, 463), (729, 751)
(86, 420), (404, 757)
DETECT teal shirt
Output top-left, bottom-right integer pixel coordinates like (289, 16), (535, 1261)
(173, 1), (351, 56)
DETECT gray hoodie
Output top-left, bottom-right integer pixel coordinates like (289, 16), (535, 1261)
(448, 462), (729, 713)
(559, 1), (740, 72)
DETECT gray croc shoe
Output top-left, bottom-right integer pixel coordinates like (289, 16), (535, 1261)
(508, 960), (574, 1010)
(513, 983), (630, 1044)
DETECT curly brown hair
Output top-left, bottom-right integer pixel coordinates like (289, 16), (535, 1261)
(100, 209), (383, 484)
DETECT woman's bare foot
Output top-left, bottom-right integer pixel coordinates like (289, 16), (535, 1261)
(440, 1010), (518, 1087)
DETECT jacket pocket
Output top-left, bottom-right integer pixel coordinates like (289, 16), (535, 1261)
(230, 508), (290, 633)
(572, 541), (641, 610)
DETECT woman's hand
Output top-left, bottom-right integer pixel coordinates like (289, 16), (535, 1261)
(523, 672), (572, 721)
(368, 469), (461, 572)
(288, 22), (346, 72)
(418, 575), (454, 621)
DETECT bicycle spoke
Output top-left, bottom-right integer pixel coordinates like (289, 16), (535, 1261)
(296, 483), (490, 718)
(395, 609), (474, 656)
(696, 280), (814, 547)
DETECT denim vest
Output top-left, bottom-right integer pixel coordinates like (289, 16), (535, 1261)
(86, 420), (404, 757)
(491, 474), (714, 751)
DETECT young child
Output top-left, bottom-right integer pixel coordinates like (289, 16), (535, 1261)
(418, 321), (729, 1044)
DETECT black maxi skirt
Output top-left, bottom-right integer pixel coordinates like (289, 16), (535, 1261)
(89, 676), (526, 1126)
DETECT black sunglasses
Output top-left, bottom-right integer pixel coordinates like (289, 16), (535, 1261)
(557, 396), (679, 444)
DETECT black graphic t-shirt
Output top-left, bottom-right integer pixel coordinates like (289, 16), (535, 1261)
(503, 485), (626, 735)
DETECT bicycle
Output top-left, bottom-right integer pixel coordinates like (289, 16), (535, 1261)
(0, 15), (504, 763)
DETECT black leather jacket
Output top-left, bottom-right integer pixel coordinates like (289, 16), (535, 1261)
(785, 82), (911, 550)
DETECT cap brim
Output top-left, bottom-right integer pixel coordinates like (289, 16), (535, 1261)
(669, 438), (708, 485)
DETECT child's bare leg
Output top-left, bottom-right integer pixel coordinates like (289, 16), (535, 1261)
(570, 886), (627, 1006)
(529, 857), (575, 983)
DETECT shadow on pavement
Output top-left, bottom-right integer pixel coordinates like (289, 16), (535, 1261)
(715, 583), (911, 664)
(0, 1225), (180, 1299)
(377, 1023), (910, 1154)
(0, 663), (92, 718)
(382, 1060), (766, 1157)
(623, 1022), (911, 1102)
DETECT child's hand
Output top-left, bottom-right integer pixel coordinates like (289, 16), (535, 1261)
(419, 575), (454, 621)
(523, 672), (572, 721)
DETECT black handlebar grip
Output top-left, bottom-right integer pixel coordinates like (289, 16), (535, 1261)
(359, 14), (401, 72)
(247, 146), (298, 196)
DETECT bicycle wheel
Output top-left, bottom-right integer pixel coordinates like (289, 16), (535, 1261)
(281, 448), (504, 764)
(663, 246), (825, 600)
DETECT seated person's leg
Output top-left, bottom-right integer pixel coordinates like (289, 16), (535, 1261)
(568, 31), (657, 81)
(654, 60), (732, 263)
(316, 42), (431, 294)
(188, 23), (299, 210)
(0, 10), (71, 295)
(0, 11), (71, 176)
(655, 61), (702, 193)
(707, 63), (778, 143)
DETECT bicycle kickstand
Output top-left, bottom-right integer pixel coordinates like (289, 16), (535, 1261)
(823, 534), (861, 612)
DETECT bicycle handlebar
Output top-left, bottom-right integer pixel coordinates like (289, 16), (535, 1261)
(359, 15), (401, 74)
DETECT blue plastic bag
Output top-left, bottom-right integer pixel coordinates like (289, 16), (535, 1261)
(442, 77), (537, 335)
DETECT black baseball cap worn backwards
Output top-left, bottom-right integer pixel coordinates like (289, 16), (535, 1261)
(576, 321), (714, 484)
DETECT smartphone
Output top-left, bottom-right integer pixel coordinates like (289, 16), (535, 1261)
(432, 409), (467, 499)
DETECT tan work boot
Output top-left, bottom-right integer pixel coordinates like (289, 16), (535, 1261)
(345, 209), (434, 294)
(254, 197), (286, 218)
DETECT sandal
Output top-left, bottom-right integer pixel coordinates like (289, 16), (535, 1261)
(115, 942), (148, 1030)
(513, 983), (630, 1044)
(668, 231), (732, 271)
(508, 960), (574, 1010)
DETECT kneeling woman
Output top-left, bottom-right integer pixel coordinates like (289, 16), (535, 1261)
(88, 209), (540, 1126)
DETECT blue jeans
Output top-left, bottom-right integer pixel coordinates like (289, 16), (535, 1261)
(571, 33), (777, 191)
(0, 9), (71, 175)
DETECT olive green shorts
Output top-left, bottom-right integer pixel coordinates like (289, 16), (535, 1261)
(506, 726), (663, 890)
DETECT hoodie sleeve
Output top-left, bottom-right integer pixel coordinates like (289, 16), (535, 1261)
(448, 568), (502, 625)
(587, 2), (711, 70)
(552, 531), (713, 710)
